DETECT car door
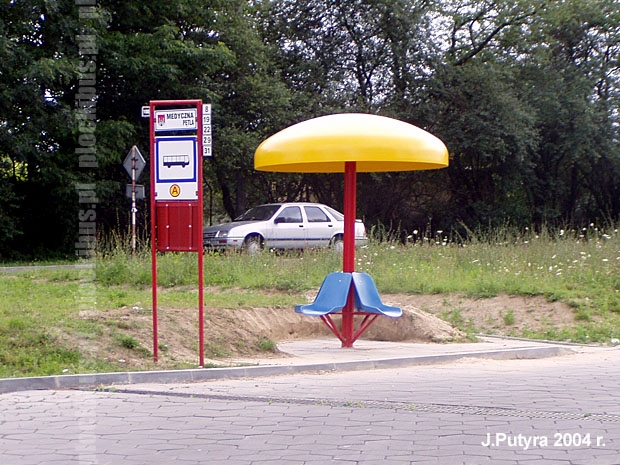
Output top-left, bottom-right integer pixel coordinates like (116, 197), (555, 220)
(269, 206), (306, 249)
(303, 205), (334, 247)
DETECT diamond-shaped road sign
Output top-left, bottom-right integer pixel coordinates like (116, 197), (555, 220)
(123, 146), (146, 180)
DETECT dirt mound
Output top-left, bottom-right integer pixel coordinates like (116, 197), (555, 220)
(203, 304), (462, 345)
(387, 294), (580, 335)
(72, 292), (577, 370)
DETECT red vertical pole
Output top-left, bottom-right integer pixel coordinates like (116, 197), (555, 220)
(343, 161), (356, 273)
(197, 102), (205, 367)
(341, 161), (357, 347)
(150, 103), (159, 362)
(198, 238), (204, 367)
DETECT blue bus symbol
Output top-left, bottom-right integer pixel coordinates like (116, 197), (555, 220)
(163, 155), (190, 168)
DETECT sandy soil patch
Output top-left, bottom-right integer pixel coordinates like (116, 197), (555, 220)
(70, 292), (578, 371)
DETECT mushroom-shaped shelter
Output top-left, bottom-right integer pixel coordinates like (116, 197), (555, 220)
(255, 113), (448, 347)
(255, 113), (448, 173)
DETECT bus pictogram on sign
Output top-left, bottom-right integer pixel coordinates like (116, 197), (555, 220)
(163, 155), (190, 168)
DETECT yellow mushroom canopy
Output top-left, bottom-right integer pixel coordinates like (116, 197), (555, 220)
(254, 113), (448, 173)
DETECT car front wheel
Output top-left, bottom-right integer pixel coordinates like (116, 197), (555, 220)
(243, 235), (264, 255)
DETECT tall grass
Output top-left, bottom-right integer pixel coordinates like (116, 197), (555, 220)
(365, 224), (618, 303)
(0, 223), (618, 377)
(0, 273), (119, 377)
(359, 223), (620, 343)
(95, 231), (344, 289)
(94, 223), (619, 309)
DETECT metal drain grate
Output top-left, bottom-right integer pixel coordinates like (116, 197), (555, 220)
(94, 388), (620, 423)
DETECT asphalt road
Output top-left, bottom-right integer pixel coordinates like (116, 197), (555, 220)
(1, 345), (619, 465)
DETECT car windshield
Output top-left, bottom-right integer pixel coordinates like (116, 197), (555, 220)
(234, 205), (281, 222)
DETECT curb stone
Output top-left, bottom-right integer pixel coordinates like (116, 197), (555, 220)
(0, 345), (570, 394)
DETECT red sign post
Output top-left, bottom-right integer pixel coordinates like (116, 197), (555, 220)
(149, 99), (209, 366)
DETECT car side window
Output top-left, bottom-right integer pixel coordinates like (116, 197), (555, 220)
(275, 206), (302, 223)
(325, 206), (344, 221)
(305, 206), (330, 223)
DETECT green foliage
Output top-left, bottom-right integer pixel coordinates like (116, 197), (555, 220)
(0, 276), (74, 376)
(204, 338), (231, 358)
(500, 309), (516, 326)
(0, 0), (618, 377)
(440, 309), (478, 341)
(264, 0), (620, 231)
(1, 0), (619, 258)
(258, 338), (277, 352)
(0, 223), (619, 376)
(116, 334), (140, 350)
(0, 182), (22, 259)
(96, 253), (152, 286)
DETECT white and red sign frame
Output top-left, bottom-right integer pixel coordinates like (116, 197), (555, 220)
(149, 99), (207, 366)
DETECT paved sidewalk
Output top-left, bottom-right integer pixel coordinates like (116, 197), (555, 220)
(239, 336), (580, 366)
(0, 336), (575, 394)
(1, 337), (619, 464)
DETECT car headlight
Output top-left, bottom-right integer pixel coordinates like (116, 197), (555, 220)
(217, 231), (228, 238)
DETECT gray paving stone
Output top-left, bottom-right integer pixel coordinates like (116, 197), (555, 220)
(2, 344), (620, 464)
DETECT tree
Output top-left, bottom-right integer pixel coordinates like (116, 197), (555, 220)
(0, 0), (291, 256)
(206, 0), (293, 219)
(2, 0), (619, 258)
(423, 0), (620, 227)
(516, 0), (620, 224)
(90, 0), (238, 233)
(92, 0), (293, 224)
(258, 0), (452, 228)
(0, 0), (82, 258)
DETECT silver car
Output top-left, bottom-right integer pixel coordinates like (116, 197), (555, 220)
(203, 202), (368, 253)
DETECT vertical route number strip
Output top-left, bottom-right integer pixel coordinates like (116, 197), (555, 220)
(203, 104), (212, 157)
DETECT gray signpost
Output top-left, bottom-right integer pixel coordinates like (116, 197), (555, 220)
(123, 145), (146, 254)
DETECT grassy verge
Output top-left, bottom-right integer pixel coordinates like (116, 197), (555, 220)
(0, 224), (618, 377)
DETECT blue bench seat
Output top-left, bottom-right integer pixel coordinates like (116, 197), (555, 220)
(352, 272), (402, 318)
(295, 272), (401, 318)
(295, 272), (352, 316)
